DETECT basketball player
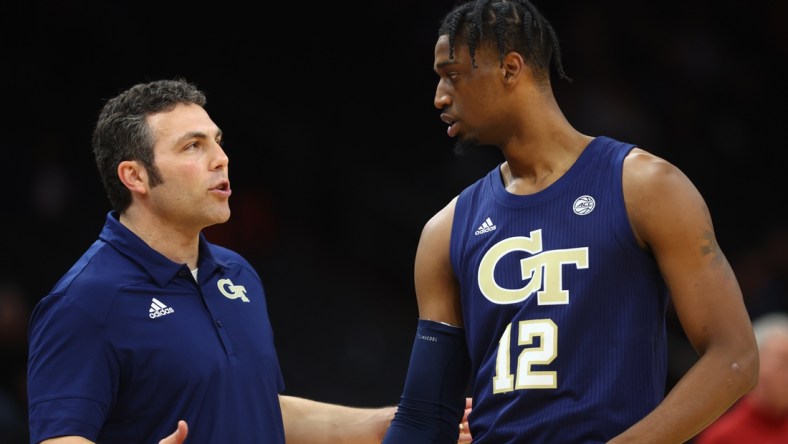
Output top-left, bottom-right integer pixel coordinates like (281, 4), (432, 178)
(382, 0), (758, 442)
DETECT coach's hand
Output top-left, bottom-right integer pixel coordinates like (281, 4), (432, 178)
(159, 420), (188, 444)
(458, 397), (473, 443)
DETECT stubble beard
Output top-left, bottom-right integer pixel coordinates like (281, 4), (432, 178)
(453, 137), (495, 157)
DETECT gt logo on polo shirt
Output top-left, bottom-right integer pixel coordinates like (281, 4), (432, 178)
(218, 278), (249, 303)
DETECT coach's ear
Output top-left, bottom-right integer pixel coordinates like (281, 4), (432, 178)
(118, 160), (150, 195)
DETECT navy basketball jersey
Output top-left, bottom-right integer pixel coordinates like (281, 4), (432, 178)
(450, 136), (669, 443)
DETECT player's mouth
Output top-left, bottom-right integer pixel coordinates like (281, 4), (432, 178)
(441, 113), (459, 137)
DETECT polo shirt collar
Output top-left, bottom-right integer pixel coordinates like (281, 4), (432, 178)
(98, 211), (228, 287)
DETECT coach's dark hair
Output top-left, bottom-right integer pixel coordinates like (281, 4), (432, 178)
(439, 0), (569, 82)
(92, 78), (207, 212)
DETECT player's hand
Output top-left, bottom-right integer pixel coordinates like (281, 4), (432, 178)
(458, 397), (472, 443)
(159, 420), (188, 444)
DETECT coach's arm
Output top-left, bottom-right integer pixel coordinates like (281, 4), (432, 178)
(156, 396), (473, 444)
(280, 395), (397, 444)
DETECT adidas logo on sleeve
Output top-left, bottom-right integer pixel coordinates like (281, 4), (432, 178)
(149, 298), (174, 319)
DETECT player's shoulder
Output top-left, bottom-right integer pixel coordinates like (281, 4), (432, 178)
(623, 147), (691, 191)
(624, 147), (672, 170)
(424, 196), (458, 232)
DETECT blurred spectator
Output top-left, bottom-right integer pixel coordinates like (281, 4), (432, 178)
(694, 312), (788, 443)
(0, 281), (30, 443)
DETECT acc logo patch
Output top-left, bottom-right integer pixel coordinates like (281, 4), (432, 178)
(572, 195), (595, 216)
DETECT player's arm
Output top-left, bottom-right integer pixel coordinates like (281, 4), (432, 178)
(413, 197), (464, 326)
(279, 395), (396, 444)
(610, 148), (759, 443)
(382, 197), (471, 443)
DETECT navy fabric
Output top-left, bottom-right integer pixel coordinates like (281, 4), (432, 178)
(383, 319), (470, 444)
(450, 137), (669, 443)
(28, 211), (286, 443)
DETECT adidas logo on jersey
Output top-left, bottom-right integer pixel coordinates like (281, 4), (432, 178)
(474, 217), (497, 235)
(149, 298), (174, 319)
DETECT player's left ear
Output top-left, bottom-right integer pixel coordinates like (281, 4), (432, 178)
(501, 51), (524, 83)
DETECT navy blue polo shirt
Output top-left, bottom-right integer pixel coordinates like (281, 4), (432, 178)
(28, 211), (286, 443)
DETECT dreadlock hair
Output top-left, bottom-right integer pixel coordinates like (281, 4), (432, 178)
(438, 0), (570, 82)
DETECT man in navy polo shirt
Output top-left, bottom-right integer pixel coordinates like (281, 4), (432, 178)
(27, 78), (399, 444)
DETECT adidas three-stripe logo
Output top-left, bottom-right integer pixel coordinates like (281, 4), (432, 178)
(474, 217), (497, 235)
(149, 298), (174, 319)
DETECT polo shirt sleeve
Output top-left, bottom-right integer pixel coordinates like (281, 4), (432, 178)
(28, 292), (118, 442)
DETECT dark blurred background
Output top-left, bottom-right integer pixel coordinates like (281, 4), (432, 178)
(2, 0), (787, 442)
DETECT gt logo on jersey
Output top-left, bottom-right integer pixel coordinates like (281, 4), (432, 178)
(218, 278), (250, 303)
(478, 229), (588, 305)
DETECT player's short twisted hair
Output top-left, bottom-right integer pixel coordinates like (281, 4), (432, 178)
(438, 0), (569, 82)
(92, 78), (207, 212)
